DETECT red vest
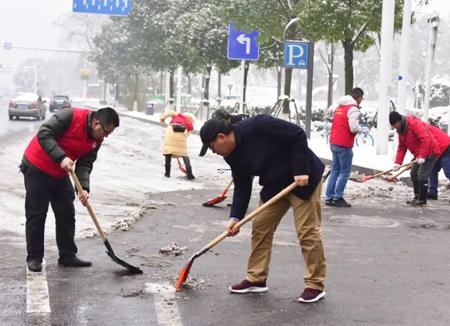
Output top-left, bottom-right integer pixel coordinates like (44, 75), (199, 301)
(24, 109), (101, 178)
(329, 104), (357, 148)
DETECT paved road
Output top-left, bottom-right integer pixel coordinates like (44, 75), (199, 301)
(2, 185), (450, 325)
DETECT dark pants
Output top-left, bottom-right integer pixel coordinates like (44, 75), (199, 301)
(164, 154), (194, 177)
(410, 155), (437, 183)
(22, 164), (77, 262)
(429, 146), (450, 195)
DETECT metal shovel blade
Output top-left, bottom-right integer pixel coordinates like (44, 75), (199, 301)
(104, 239), (143, 275)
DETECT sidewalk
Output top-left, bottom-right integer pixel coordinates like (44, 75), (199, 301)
(117, 108), (409, 175)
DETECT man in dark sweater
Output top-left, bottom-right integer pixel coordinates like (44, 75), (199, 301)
(21, 107), (119, 272)
(199, 114), (327, 303)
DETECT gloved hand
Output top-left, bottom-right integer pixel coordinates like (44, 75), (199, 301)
(392, 163), (401, 171)
(417, 157), (426, 165)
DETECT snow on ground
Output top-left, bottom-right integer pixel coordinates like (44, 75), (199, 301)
(1, 111), (448, 244)
(0, 115), (230, 241)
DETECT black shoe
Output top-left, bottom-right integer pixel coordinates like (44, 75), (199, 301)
(164, 173), (170, 178)
(58, 256), (92, 268)
(406, 197), (418, 204)
(325, 199), (335, 206)
(333, 198), (351, 207)
(187, 174), (195, 180)
(427, 193), (438, 200)
(409, 198), (427, 206)
(27, 259), (42, 272)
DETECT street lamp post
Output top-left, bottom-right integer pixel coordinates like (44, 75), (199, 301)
(24, 65), (38, 94)
(423, 14), (439, 123)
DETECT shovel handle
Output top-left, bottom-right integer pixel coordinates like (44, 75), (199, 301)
(220, 180), (234, 197)
(69, 170), (107, 242)
(202, 182), (298, 251)
(371, 161), (415, 179)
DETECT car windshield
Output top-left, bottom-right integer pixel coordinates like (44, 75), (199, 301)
(53, 96), (69, 100)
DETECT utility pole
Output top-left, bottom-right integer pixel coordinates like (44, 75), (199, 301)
(396, 0), (412, 114)
(422, 15), (439, 122)
(376, 0), (395, 155)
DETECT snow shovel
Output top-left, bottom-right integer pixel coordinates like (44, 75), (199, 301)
(202, 180), (234, 207)
(349, 162), (414, 183)
(69, 170), (143, 275)
(382, 164), (412, 183)
(176, 157), (187, 175)
(175, 181), (298, 291)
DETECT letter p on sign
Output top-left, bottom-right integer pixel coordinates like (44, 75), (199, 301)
(283, 41), (309, 69)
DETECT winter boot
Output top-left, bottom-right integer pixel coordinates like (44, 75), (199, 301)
(406, 181), (419, 205)
(164, 155), (171, 177)
(164, 164), (171, 178)
(410, 180), (428, 206)
(185, 165), (195, 180)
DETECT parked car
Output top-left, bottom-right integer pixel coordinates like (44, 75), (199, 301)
(49, 95), (71, 112)
(8, 93), (46, 120)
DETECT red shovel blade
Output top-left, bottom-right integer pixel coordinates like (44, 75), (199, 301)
(175, 259), (194, 291)
(202, 195), (227, 207)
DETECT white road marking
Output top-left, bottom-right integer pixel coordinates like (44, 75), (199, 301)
(145, 283), (183, 326)
(26, 260), (51, 325)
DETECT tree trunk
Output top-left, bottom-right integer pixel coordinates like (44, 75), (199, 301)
(186, 74), (191, 95)
(204, 66), (211, 100)
(134, 73), (139, 104)
(243, 61), (250, 104)
(217, 71), (222, 102)
(327, 44), (335, 108)
(283, 68), (292, 113)
(159, 70), (164, 94)
(342, 39), (354, 94)
(169, 69), (175, 98)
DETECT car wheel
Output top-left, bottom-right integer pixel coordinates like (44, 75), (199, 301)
(9, 115), (13, 120)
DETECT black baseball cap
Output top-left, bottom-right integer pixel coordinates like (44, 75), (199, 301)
(199, 119), (230, 156)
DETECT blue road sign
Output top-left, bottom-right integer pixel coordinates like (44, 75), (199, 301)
(73, 0), (132, 16)
(227, 24), (260, 61)
(284, 41), (309, 69)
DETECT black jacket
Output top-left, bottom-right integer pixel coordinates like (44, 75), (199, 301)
(225, 114), (324, 220)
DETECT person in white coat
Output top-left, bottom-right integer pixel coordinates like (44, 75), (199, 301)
(325, 87), (364, 207)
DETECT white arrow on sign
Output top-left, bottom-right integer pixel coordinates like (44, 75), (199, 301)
(237, 34), (251, 55)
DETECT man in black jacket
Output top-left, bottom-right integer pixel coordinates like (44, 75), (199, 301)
(21, 107), (119, 272)
(199, 115), (327, 303)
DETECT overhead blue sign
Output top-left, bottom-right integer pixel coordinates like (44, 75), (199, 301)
(227, 24), (260, 61)
(284, 41), (309, 69)
(73, 0), (132, 16)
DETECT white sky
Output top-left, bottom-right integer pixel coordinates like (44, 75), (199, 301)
(0, 0), (448, 52)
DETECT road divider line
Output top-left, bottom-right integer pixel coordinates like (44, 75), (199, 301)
(145, 283), (183, 326)
(26, 259), (51, 312)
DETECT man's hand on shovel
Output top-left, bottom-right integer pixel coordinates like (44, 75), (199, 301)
(77, 190), (89, 206)
(226, 219), (240, 236)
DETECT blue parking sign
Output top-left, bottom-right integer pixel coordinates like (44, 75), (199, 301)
(227, 24), (260, 61)
(73, 0), (132, 16)
(284, 41), (309, 69)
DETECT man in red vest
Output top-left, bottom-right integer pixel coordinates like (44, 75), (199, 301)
(389, 111), (439, 206)
(325, 87), (364, 207)
(20, 107), (119, 272)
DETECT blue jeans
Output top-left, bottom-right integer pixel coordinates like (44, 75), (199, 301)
(428, 150), (450, 195)
(325, 144), (353, 201)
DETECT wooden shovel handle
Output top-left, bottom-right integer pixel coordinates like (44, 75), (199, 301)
(220, 180), (234, 197)
(202, 182), (298, 251)
(372, 161), (415, 178)
(69, 170), (107, 242)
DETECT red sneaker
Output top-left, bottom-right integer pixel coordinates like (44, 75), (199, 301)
(298, 288), (326, 303)
(229, 279), (268, 294)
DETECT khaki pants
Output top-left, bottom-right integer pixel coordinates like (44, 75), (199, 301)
(246, 183), (326, 291)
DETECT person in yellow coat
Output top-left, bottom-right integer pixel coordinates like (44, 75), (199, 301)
(160, 110), (195, 180)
